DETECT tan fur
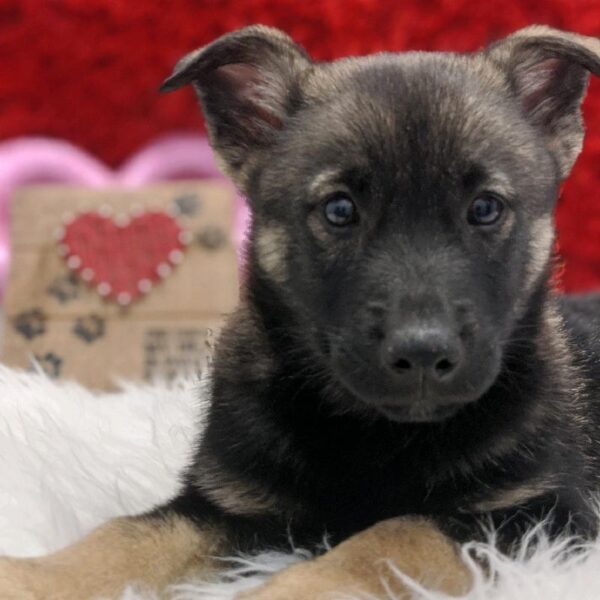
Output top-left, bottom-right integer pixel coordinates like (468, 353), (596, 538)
(197, 474), (281, 516)
(537, 300), (583, 398)
(239, 517), (472, 599)
(255, 226), (288, 282)
(0, 516), (224, 600)
(195, 455), (293, 516)
(471, 477), (556, 512)
(218, 305), (276, 379)
(486, 173), (515, 201)
(308, 168), (344, 198)
(525, 216), (554, 290)
(210, 136), (261, 193)
(537, 300), (589, 432)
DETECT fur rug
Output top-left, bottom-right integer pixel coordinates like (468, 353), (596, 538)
(1, 364), (600, 599)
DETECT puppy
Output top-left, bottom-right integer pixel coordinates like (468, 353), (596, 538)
(1, 24), (600, 600)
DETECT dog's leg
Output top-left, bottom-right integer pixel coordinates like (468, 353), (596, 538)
(238, 517), (472, 600)
(0, 511), (225, 600)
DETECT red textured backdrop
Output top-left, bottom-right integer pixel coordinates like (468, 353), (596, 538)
(0, 0), (599, 291)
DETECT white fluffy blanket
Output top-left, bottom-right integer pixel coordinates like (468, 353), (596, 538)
(1, 364), (600, 599)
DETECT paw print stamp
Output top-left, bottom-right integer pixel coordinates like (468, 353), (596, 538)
(73, 314), (105, 343)
(197, 226), (226, 251)
(172, 193), (201, 216)
(47, 273), (80, 303)
(32, 352), (63, 378)
(13, 309), (47, 340)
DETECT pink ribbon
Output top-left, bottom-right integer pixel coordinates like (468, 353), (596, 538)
(0, 135), (249, 302)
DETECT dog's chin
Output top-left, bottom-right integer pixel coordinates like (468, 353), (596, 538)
(334, 370), (489, 424)
(335, 375), (470, 423)
(374, 403), (462, 423)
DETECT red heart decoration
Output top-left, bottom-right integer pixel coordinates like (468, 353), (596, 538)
(59, 211), (189, 305)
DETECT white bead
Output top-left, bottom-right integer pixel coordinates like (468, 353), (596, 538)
(81, 268), (95, 281)
(169, 249), (184, 264)
(117, 292), (131, 306)
(115, 214), (131, 228)
(157, 263), (172, 278)
(138, 279), (153, 293)
(97, 282), (111, 296)
(67, 255), (81, 269)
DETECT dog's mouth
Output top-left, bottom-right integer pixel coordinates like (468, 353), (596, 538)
(376, 403), (461, 423)
(332, 359), (474, 423)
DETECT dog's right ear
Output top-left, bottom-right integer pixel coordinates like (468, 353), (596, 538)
(161, 25), (311, 192)
(484, 26), (600, 180)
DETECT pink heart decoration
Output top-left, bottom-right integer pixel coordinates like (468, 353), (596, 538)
(0, 134), (249, 302)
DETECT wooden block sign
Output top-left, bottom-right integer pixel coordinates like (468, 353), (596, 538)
(1, 181), (239, 389)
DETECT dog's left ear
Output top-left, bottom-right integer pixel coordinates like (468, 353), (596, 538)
(160, 25), (312, 192)
(485, 26), (600, 179)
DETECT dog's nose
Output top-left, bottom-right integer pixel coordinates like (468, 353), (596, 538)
(382, 326), (462, 381)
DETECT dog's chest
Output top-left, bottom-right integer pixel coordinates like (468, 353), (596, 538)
(299, 443), (458, 533)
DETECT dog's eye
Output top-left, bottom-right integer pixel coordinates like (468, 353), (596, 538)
(324, 194), (357, 227)
(467, 194), (504, 226)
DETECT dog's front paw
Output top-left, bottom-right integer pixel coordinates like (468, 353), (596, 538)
(234, 560), (365, 600)
(0, 556), (41, 600)
(236, 517), (471, 600)
(0, 556), (91, 600)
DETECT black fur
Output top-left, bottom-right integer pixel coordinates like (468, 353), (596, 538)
(156, 25), (600, 557)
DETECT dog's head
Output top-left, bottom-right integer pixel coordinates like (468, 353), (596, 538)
(163, 26), (600, 423)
